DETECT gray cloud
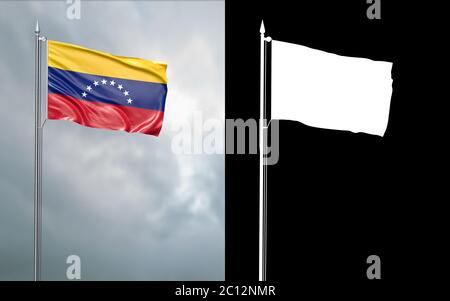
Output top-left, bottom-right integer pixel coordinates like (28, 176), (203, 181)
(0, 1), (224, 280)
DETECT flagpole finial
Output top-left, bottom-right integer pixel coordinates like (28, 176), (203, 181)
(35, 20), (40, 34)
(260, 20), (265, 34)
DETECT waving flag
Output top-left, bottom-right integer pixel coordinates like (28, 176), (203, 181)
(271, 40), (392, 136)
(47, 40), (168, 136)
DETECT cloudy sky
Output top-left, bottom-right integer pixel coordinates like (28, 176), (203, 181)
(0, 0), (224, 280)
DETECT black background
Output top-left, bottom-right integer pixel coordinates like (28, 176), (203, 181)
(225, 0), (443, 291)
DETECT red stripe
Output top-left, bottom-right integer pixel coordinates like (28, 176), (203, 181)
(48, 93), (164, 136)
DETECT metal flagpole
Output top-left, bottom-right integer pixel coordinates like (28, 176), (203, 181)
(34, 20), (44, 281)
(259, 20), (271, 281)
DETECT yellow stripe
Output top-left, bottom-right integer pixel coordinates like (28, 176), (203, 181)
(48, 40), (168, 84)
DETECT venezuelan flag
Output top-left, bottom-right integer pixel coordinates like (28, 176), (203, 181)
(47, 40), (168, 136)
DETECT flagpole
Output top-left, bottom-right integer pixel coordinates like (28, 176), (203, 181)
(259, 20), (269, 281)
(34, 20), (43, 281)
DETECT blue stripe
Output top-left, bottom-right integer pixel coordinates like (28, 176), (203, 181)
(48, 67), (167, 112)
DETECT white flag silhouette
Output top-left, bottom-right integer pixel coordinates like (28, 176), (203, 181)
(271, 40), (393, 136)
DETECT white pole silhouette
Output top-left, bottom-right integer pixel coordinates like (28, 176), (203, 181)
(259, 20), (271, 281)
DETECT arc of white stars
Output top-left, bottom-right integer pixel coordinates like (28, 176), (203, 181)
(82, 77), (135, 105)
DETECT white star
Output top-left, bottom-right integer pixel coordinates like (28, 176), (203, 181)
(127, 98), (133, 104)
(101, 79), (107, 85)
(123, 90), (129, 96)
(93, 81), (99, 86)
(110, 80), (115, 86)
(86, 85), (92, 91)
(82, 92), (87, 98)
(117, 84), (123, 90)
